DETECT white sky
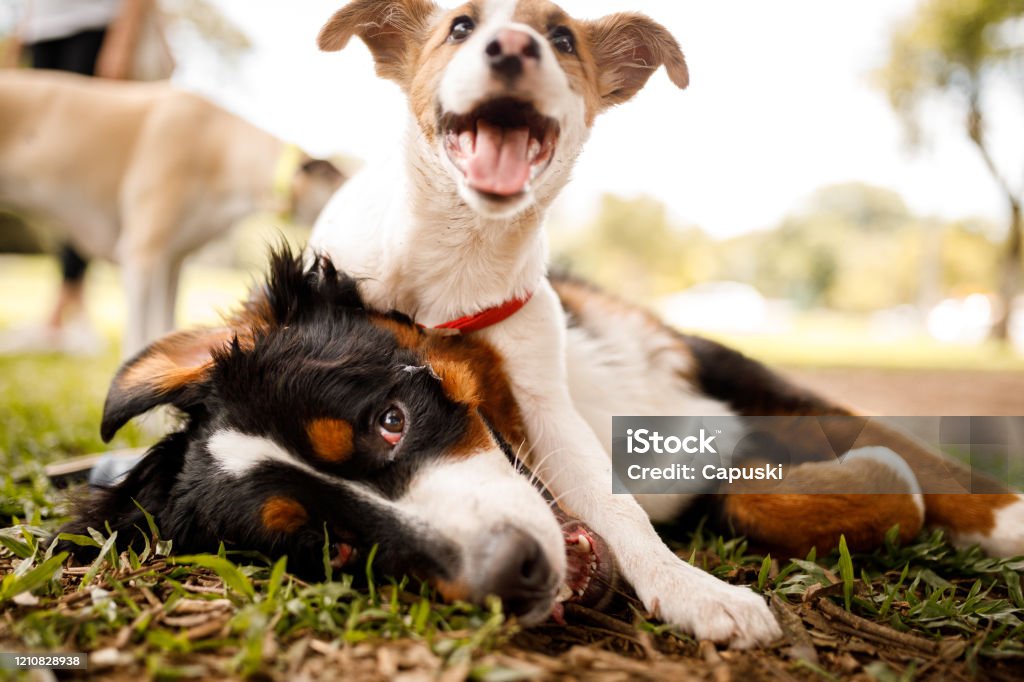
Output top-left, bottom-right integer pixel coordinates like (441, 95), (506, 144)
(163, 1), (1024, 236)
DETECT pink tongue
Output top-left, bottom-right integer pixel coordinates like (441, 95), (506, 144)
(467, 121), (531, 196)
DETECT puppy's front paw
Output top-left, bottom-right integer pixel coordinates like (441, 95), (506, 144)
(637, 560), (781, 649)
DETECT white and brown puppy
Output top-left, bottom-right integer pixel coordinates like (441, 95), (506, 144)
(309, 0), (782, 647)
(0, 69), (345, 356)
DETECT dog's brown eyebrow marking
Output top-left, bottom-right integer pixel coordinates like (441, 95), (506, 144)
(261, 497), (309, 534)
(545, 9), (570, 28)
(426, 355), (481, 409)
(371, 315), (423, 349)
(306, 418), (355, 463)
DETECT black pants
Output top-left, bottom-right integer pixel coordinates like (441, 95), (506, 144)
(30, 28), (107, 283)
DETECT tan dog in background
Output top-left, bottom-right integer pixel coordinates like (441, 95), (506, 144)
(0, 69), (345, 356)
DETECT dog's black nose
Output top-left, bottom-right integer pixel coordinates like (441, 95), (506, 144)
(486, 29), (540, 81)
(479, 527), (555, 622)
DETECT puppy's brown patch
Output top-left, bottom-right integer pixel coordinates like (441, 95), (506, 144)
(427, 355), (481, 408)
(923, 493), (1019, 537)
(307, 418), (355, 463)
(119, 328), (235, 396)
(422, 333), (528, 455)
(724, 493), (923, 558)
(372, 315), (423, 349)
(261, 497), (309, 534)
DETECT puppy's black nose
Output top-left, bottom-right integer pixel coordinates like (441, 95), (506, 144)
(479, 527), (555, 622)
(486, 29), (540, 81)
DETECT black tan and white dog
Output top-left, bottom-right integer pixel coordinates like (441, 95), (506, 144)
(301, 0), (1024, 647)
(0, 69), (346, 356)
(62, 250), (1024, 641)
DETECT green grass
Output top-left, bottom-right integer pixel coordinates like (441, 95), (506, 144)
(2, 505), (1023, 678)
(2, 254), (1023, 678)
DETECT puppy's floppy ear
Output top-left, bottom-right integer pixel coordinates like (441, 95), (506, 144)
(101, 328), (234, 442)
(318, 0), (439, 85)
(584, 13), (688, 108)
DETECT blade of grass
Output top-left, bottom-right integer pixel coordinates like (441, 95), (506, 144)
(838, 535), (855, 611)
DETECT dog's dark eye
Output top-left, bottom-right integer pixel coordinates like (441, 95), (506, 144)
(378, 406), (406, 445)
(449, 16), (475, 43)
(550, 26), (575, 55)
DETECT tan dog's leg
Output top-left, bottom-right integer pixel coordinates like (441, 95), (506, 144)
(118, 191), (186, 357)
(120, 255), (181, 358)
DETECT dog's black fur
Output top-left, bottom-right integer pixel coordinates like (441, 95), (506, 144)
(58, 249), (508, 581)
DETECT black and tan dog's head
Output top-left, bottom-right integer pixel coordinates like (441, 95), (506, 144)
(61, 249), (617, 623)
(318, 0), (687, 217)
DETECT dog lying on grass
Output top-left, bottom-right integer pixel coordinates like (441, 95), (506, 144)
(59, 248), (1024, 636)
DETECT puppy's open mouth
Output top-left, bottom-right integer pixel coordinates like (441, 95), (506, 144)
(441, 98), (559, 199)
(553, 515), (617, 622)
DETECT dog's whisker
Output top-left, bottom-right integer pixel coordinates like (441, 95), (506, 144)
(546, 484), (584, 509)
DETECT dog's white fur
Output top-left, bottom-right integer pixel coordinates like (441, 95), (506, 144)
(207, 428), (566, 610)
(0, 69), (343, 357)
(311, 0), (781, 647)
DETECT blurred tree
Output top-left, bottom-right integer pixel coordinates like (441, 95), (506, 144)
(879, 0), (1024, 340)
(553, 185), (1002, 314)
(552, 194), (714, 303)
(720, 184), (923, 311)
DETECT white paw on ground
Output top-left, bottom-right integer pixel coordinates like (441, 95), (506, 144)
(636, 559), (781, 649)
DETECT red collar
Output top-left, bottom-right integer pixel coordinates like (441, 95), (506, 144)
(426, 292), (533, 334)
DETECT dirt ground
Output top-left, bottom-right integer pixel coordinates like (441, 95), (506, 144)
(784, 368), (1024, 416)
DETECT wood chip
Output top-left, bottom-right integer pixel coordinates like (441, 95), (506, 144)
(171, 598), (232, 614)
(770, 595), (819, 665)
(814, 596), (939, 655)
(185, 616), (231, 641)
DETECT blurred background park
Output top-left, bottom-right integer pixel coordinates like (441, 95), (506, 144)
(1, 0), (1023, 469)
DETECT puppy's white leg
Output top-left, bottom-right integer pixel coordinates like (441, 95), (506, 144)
(484, 283), (781, 648)
(529, 399), (780, 647)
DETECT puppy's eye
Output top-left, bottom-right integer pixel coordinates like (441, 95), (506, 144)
(378, 406), (406, 445)
(550, 26), (575, 55)
(449, 16), (475, 43)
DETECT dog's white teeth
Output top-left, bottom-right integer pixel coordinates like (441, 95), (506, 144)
(576, 535), (591, 553)
(527, 138), (541, 162)
(557, 584), (573, 602)
(589, 560), (597, 572)
(575, 587), (585, 597)
(458, 130), (475, 154)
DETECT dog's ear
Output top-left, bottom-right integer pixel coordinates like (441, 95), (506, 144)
(318, 0), (439, 85)
(56, 433), (189, 561)
(299, 158), (346, 184)
(101, 328), (235, 442)
(584, 13), (688, 108)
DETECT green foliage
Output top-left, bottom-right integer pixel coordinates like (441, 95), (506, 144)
(838, 536), (855, 611)
(555, 185), (1009, 313)
(879, 0), (1024, 131)
(552, 194), (715, 302)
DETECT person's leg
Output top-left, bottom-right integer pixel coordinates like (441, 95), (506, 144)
(54, 28), (107, 75)
(46, 245), (89, 329)
(30, 30), (108, 341)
